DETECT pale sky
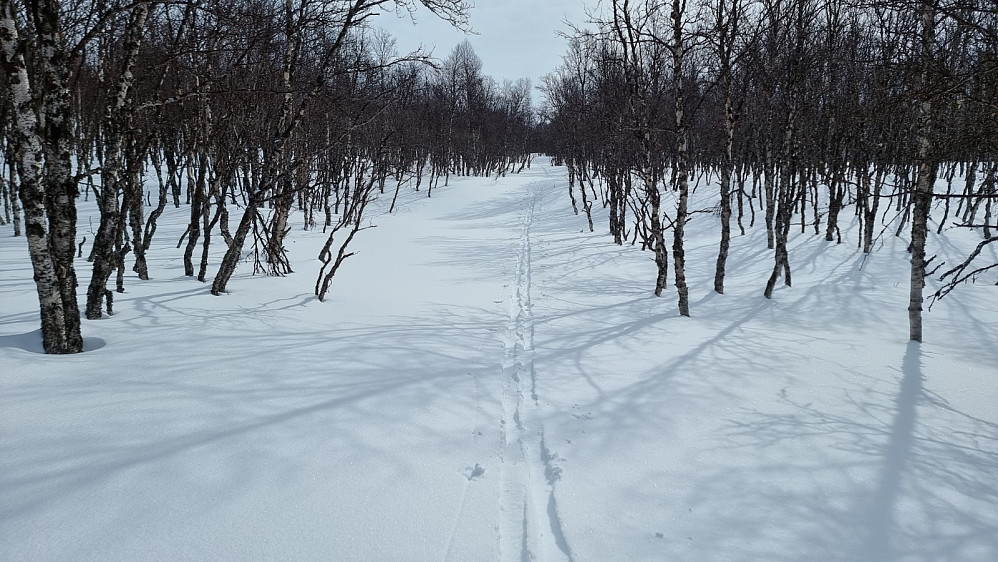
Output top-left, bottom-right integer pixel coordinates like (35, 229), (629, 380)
(375, 1), (596, 89)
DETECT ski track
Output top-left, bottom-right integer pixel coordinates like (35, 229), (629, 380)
(441, 477), (471, 561)
(497, 182), (573, 562)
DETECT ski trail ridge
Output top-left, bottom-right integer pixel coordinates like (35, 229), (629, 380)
(497, 182), (573, 562)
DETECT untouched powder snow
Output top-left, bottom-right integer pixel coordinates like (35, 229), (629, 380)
(1, 158), (997, 561)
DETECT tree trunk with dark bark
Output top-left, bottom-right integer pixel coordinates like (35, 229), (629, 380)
(35, 0), (82, 349)
(909, 0), (935, 343)
(85, 1), (150, 319)
(671, 0), (690, 317)
(1, 0), (81, 353)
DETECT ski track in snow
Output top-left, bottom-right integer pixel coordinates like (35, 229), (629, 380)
(497, 182), (573, 562)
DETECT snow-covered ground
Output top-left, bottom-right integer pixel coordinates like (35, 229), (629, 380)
(1, 158), (996, 561)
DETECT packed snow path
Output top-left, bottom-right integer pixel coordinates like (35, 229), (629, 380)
(497, 187), (572, 562)
(2, 158), (997, 561)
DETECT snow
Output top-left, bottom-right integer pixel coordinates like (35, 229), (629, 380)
(1, 158), (996, 561)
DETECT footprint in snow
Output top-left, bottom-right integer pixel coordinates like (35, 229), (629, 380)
(462, 463), (486, 481)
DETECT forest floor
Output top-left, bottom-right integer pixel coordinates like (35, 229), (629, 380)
(1, 158), (997, 561)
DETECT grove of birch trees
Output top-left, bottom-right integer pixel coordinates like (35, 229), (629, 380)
(1, 0), (539, 353)
(539, 0), (998, 341)
(4, 0), (997, 354)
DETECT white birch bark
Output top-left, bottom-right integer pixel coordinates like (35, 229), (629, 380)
(35, 0), (83, 350)
(85, 1), (149, 319)
(0, 0), (72, 353)
(671, 0), (690, 317)
(909, 0), (936, 342)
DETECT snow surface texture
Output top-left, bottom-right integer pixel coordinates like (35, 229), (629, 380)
(1, 159), (997, 561)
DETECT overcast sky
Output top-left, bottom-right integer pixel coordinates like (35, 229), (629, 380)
(375, 1), (596, 90)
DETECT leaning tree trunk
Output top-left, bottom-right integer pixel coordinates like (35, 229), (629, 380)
(212, 0), (307, 295)
(210, 133), (294, 295)
(211, 196), (258, 295)
(764, 101), (799, 299)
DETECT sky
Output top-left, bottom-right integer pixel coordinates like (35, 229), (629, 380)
(375, 0), (596, 91)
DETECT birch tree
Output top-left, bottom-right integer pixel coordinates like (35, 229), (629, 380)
(85, 1), (151, 319)
(668, 0), (691, 316)
(0, 0), (82, 353)
(709, 0), (746, 295)
(908, 0), (936, 342)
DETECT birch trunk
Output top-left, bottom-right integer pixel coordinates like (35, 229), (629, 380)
(713, 0), (738, 295)
(0, 0), (76, 353)
(909, 0), (935, 342)
(262, 0), (301, 275)
(862, 167), (884, 254)
(85, 1), (149, 319)
(671, 0), (690, 316)
(4, 143), (21, 236)
(764, 97), (799, 299)
(211, 198), (257, 295)
(764, 138), (776, 250)
(34, 0), (83, 350)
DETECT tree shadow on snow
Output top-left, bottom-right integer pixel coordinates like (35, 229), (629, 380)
(0, 303), (509, 525)
(691, 342), (998, 562)
(0, 329), (105, 354)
